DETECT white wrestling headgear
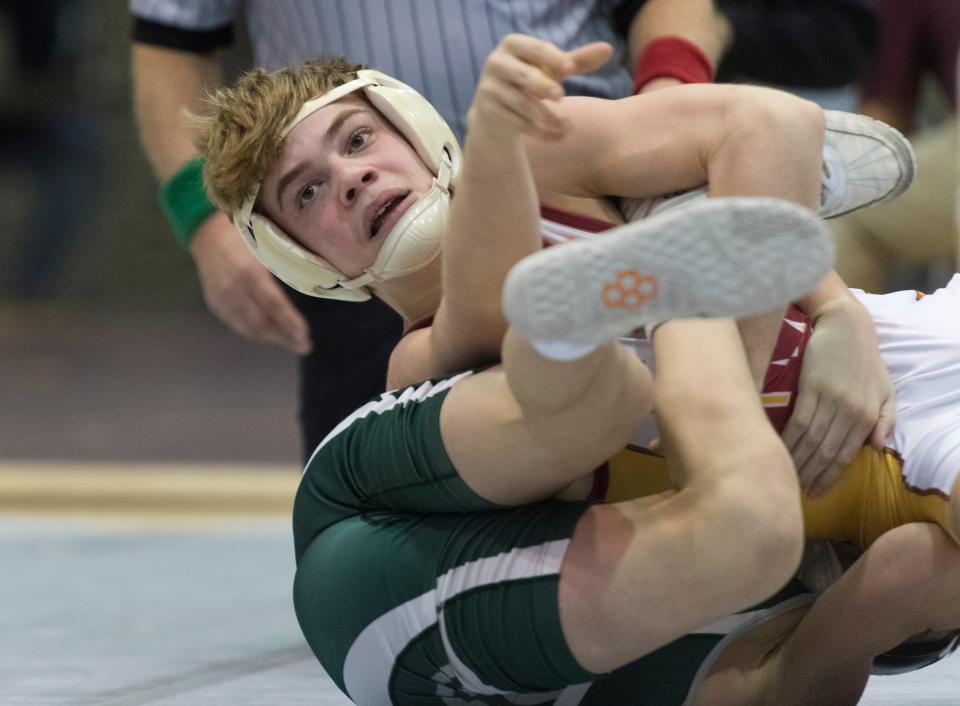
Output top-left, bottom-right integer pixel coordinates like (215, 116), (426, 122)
(233, 69), (462, 302)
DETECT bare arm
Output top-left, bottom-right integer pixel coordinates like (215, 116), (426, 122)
(131, 43), (310, 354)
(626, 0), (731, 95)
(424, 37), (611, 375)
(626, 0), (732, 70)
(391, 60), (825, 387)
(431, 118), (542, 370)
(132, 44), (222, 180)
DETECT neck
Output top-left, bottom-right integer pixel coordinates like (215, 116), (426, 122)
(372, 256), (443, 327)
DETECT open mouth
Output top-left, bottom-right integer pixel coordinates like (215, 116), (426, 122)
(370, 192), (410, 239)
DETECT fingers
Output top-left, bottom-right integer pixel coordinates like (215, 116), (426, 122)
(203, 262), (312, 354)
(480, 47), (569, 139)
(481, 86), (568, 139)
(869, 393), (897, 450)
(787, 393), (876, 496)
(806, 421), (870, 497)
(492, 38), (567, 97)
(191, 216), (313, 355)
(806, 463), (843, 499)
(780, 391), (815, 451)
(252, 279), (313, 354)
(502, 35), (611, 80)
(228, 300), (310, 354)
(476, 36), (612, 140)
(567, 41), (615, 75)
(788, 398), (837, 490)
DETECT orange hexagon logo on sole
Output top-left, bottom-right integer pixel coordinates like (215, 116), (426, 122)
(602, 270), (658, 309)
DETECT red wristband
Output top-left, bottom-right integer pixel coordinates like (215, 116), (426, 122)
(632, 36), (714, 94)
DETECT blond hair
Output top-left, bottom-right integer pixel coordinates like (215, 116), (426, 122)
(193, 56), (365, 214)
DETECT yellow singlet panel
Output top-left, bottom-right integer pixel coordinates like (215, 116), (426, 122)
(604, 446), (673, 501)
(603, 445), (958, 549)
(802, 446), (958, 548)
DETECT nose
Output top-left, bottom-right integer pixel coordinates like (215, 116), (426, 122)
(338, 163), (376, 206)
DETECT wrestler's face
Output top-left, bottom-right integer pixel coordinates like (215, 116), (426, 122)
(259, 95), (434, 278)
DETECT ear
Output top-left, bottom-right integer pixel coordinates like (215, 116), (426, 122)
(233, 209), (372, 302)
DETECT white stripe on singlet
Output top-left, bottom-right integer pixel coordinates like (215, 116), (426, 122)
(302, 370), (474, 477)
(341, 538), (586, 705)
(129, 0), (635, 140)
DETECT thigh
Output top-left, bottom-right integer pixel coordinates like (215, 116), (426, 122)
(293, 369), (504, 559)
(295, 504), (806, 706)
(296, 497), (811, 706)
(439, 363), (631, 507)
(293, 502), (595, 706)
(297, 357), (615, 535)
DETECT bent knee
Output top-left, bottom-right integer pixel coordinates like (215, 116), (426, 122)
(714, 486), (805, 599)
(867, 524), (960, 632)
(724, 87), (825, 149)
(864, 524), (960, 599)
(705, 445), (805, 596)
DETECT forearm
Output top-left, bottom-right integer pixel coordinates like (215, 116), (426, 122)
(132, 43), (222, 182)
(436, 120), (542, 365)
(433, 35), (610, 370)
(626, 0), (731, 71)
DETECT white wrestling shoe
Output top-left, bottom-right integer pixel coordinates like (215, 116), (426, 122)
(819, 109), (915, 218)
(502, 197), (833, 346)
(621, 110), (916, 222)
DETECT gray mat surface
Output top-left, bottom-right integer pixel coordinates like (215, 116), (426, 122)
(0, 515), (349, 706)
(3, 514), (956, 705)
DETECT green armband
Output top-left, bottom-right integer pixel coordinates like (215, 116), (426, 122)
(158, 157), (217, 249)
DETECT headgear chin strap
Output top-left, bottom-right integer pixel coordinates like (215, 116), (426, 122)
(232, 69), (462, 301)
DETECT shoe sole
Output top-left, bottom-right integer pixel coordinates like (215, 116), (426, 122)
(822, 110), (916, 217)
(503, 197), (834, 344)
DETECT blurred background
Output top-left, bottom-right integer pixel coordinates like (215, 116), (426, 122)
(0, 0), (957, 468)
(0, 1), (300, 466)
